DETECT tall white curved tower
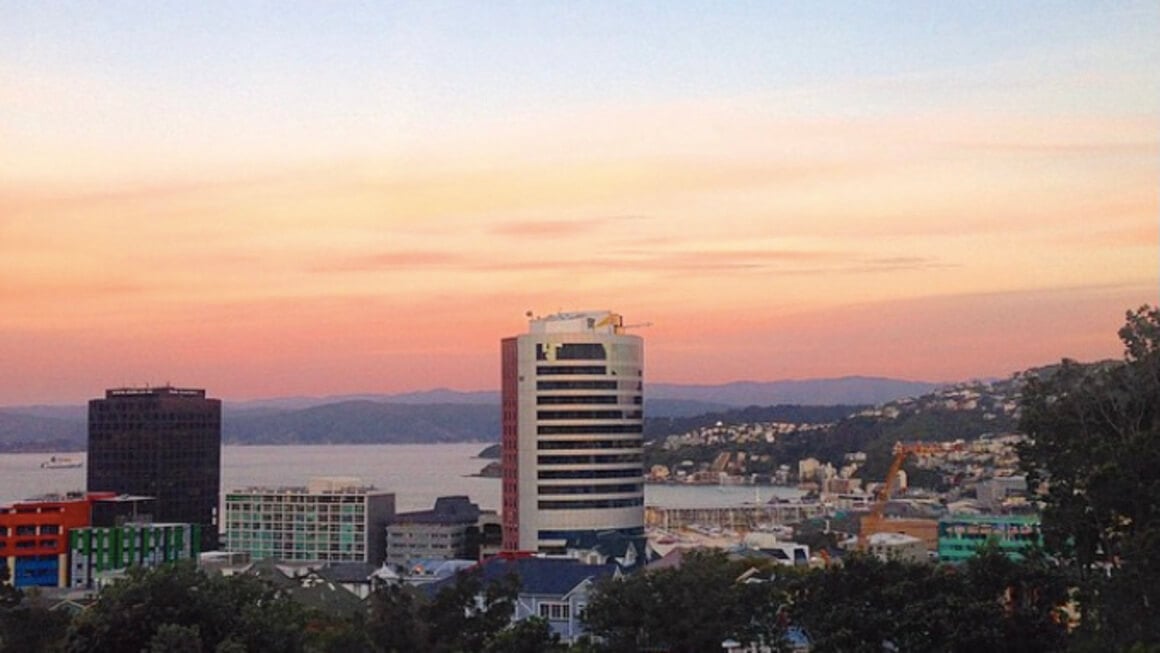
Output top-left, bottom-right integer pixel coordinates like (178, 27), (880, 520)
(501, 311), (644, 554)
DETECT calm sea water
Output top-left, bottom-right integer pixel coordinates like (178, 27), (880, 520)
(0, 444), (799, 512)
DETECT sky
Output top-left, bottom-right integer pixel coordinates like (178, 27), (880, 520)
(1, 1), (1158, 405)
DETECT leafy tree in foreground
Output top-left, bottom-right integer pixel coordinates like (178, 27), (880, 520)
(785, 548), (1066, 653)
(66, 562), (309, 653)
(365, 568), (531, 653)
(0, 587), (70, 653)
(482, 616), (563, 653)
(584, 549), (790, 653)
(1019, 305), (1160, 649)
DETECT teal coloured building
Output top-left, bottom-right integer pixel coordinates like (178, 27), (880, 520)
(68, 522), (200, 589)
(937, 514), (1041, 562)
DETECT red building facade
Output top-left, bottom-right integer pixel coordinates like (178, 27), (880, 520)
(0, 492), (115, 588)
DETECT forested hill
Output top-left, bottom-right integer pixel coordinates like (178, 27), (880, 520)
(0, 376), (935, 452)
(645, 373), (1029, 483)
(643, 405), (867, 441)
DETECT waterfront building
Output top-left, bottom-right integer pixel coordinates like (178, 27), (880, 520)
(224, 477), (395, 564)
(68, 522), (200, 589)
(937, 513), (1041, 562)
(500, 311), (645, 556)
(87, 386), (222, 551)
(385, 496), (499, 568)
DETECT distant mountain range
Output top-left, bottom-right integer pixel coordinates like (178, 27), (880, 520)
(0, 376), (939, 452)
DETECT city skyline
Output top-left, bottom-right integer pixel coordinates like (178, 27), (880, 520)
(2, 3), (1157, 405)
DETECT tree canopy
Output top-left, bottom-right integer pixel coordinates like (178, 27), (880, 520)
(1019, 305), (1160, 649)
(66, 562), (309, 653)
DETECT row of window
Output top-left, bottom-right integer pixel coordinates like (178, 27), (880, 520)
(1, 539), (59, 550)
(538, 454), (642, 465)
(539, 602), (572, 621)
(537, 439), (642, 451)
(8, 524), (60, 536)
(536, 380), (618, 391)
(538, 468), (643, 480)
(538, 483), (642, 495)
(535, 343), (607, 361)
(536, 366), (607, 376)
(533, 410), (644, 422)
(538, 424), (643, 435)
(536, 395), (620, 405)
(538, 498), (643, 510)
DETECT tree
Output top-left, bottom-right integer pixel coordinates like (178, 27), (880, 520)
(365, 568), (521, 653)
(423, 569), (518, 653)
(66, 562), (309, 653)
(148, 624), (202, 653)
(482, 616), (563, 653)
(365, 583), (427, 652)
(1019, 306), (1160, 648)
(786, 551), (1066, 653)
(0, 587), (70, 653)
(583, 550), (790, 653)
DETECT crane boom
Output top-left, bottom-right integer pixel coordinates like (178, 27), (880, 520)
(858, 441), (962, 550)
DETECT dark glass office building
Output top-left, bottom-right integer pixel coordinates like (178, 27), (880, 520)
(87, 386), (222, 551)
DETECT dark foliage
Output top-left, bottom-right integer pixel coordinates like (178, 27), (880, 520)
(66, 562), (309, 653)
(785, 549), (1067, 653)
(1019, 305), (1160, 650)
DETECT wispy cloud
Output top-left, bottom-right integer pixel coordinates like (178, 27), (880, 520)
(489, 215), (649, 239)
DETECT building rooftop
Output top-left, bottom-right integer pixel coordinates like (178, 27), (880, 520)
(526, 310), (625, 335)
(426, 555), (618, 597)
(227, 477), (385, 496)
(867, 532), (923, 546)
(392, 496), (482, 525)
(104, 386), (207, 399)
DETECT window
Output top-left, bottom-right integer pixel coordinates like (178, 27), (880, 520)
(538, 453), (641, 465)
(537, 395), (619, 405)
(538, 497), (643, 510)
(537, 439), (640, 450)
(536, 366), (606, 376)
(538, 424), (642, 435)
(538, 602), (571, 620)
(537, 410), (625, 420)
(538, 483), (642, 495)
(539, 468), (643, 480)
(537, 380), (618, 391)
(555, 344), (606, 360)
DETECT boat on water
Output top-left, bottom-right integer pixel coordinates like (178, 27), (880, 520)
(40, 456), (82, 469)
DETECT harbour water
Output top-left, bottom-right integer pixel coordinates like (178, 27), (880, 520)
(0, 443), (800, 512)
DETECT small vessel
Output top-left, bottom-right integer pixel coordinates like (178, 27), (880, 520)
(40, 456), (82, 469)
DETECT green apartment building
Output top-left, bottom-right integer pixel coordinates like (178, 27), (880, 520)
(69, 522), (200, 589)
(937, 513), (1041, 562)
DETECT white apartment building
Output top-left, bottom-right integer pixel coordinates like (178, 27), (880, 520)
(501, 311), (645, 555)
(224, 477), (395, 564)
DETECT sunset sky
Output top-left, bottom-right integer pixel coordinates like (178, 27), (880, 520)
(2, 2), (1157, 405)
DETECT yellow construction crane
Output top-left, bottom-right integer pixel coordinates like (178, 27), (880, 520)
(858, 441), (962, 551)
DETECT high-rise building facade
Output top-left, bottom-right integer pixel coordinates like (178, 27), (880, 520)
(224, 477), (395, 564)
(88, 386), (222, 551)
(501, 311), (645, 554)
